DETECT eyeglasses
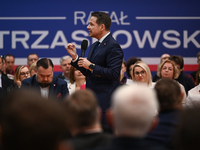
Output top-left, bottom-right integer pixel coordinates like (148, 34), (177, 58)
(20, 72), (30, 76)
(134, 70), (146, 76)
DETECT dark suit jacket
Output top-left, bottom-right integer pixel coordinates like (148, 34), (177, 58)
(21, 75), (69, 100)
(70, 132), (112, 150)
(71, 34), (123, 112)
(57, 73), (65, 80)
(95, 137), (157, 150)
(0, 73), (14, 98)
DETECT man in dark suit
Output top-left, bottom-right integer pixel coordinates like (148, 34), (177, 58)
(96, 84), (159, 150)
(66, 12), (123, 121)
(0, 56), (14, 98)
(64, 89), (112, 150)
(21, 58), (69, 100)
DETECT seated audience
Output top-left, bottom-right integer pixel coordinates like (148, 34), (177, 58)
(157, 60), (187, 105)
(153, 53), (170, 82)
(27, 53), (39, 67)
(145, 78), (183, 148)
(68, 66), (86, 95)
(7, 65), (30, 92)
(57, 55), (72, 85)
(173, 105), (200, 150)
(64, 89), (112, 150)
(126, 57), (141, 84)
(186, 66), (200, 107)
(169, 55), (195, 95)
(0, 56), (14, 98)
(21, 58), (69, 100)
(5, 54), (15, 76)
(0, 90), (71, 150)
(96, 84), (159, 150)
(120, 59), (127, 84)
(190, 51), (200, 82)
(130, 61), (154, 88)
(29, 62), (37, 77)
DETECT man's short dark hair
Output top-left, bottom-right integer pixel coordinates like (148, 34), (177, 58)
(169, 55), (184, 69)
(91, 12), (111, 31)
(36, 58), (54, 70)
(155, 78), (182, 111)
(4, 54), (15, 61)
(64, 89), (99, 130)
(27, 53), (39, 59)
(0, 90), (69, 150)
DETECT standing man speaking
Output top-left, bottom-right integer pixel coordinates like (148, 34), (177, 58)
(66, 12), (123, 122)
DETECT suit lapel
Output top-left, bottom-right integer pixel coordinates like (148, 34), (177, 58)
(89, 34), (112, 61)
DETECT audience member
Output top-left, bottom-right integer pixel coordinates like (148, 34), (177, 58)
(126, 56), (141, 79)
(153, 53), (170, 82)
(7, 65), (30, 93)
(190, 51), (200, 82)
(64, 89), (112, 150)
(29, 62), (37, 76)
(0, 90), (72, 150)
(120, 59), (127, 84)
(130, 61), (154, 87)
(5, 54), (15, 76)
(27, 53), (39, 67)
(157, 60), (187, 105)
(145, 78), (183, 148)
(21, 58), (69, 100)
(0, 56), (14, 98)
(68, 66), (86, 95)
(97, 84), (158, 150)
(169, 55), (195, 95)
(186, 66), (200, 107)
(57, 55), (72, 85)
(173, 105), (200, 150)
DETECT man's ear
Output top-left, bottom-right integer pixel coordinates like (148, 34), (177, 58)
(149, 116), (159, 132)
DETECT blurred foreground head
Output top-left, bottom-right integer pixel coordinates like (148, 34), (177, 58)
(0, 90), (71, 150)
(111, 84), (158, 137)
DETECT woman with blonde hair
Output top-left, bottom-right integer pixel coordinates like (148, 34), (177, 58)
(68, 66), (86, 95)
(157, 60), (186, 105)
(29, 62), (37, 77)
(130, 61), (154, 87)
(7, 65), (30, 92)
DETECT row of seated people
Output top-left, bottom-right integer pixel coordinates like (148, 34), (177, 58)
(0, 78), (199, 150)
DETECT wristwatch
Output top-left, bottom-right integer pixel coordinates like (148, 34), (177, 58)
(89, 63), (95, 71)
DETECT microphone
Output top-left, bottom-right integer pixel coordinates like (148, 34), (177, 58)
(81, 39), (88, 57)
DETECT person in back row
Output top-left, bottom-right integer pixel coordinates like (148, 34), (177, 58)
(64, 89), (112, 150)
(21, 58), (69, 100)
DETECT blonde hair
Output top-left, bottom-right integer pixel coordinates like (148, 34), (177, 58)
(14, 65), (27, 83)
(132, 61), (152, 86)
(157, 60), (179, 79)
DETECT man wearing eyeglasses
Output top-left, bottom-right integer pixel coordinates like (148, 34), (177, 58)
(27, 53), (39, 67)
(0, 56), (14, 98)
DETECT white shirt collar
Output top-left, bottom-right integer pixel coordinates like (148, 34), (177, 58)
(99, 32), (110, 43)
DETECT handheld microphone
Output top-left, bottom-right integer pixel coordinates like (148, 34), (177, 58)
(81, 40), (88, 57)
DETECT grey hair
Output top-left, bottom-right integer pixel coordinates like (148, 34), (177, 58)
(59, 55), (72, 65)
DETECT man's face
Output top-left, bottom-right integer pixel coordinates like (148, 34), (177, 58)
(27, 54), (39, 67)
(87, 16), (102, 40)
(61, 59), (71, 75)
(5, 56), (15, 71)
(36, 66), (53, 88)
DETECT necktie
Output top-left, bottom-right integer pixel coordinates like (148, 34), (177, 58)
(93, 41), (100, 54)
